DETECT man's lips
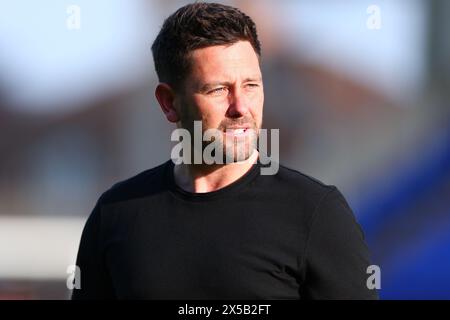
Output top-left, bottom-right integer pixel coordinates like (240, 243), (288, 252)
(223, 127), (250, 136)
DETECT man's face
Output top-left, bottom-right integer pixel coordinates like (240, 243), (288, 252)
(175, 40), (264, 162)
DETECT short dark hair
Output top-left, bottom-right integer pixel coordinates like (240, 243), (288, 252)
(151, 2), (261, 90)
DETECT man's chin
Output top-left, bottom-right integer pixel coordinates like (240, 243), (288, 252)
(223, 145), (257, 163)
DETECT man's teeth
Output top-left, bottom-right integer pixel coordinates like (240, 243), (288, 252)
(224, 128), (248, 135)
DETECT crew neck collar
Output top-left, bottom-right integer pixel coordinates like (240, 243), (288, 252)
(165, 158), (261, 202)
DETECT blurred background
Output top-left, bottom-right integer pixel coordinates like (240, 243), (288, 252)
(0, 0), (449, 299)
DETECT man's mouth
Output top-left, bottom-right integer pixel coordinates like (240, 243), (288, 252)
(224, 127), (250, 136)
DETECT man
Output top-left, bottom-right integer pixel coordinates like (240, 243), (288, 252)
(72, 2), (378, 300)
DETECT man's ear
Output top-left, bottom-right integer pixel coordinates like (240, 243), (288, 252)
(155, 83), (180, 123)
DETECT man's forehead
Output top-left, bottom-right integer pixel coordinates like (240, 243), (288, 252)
(190, 42), (260, 68)
(188, 44), (260, 81)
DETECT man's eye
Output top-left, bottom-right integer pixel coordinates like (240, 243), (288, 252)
(246, 83), (259, 89)
(209, 87), (227, 95)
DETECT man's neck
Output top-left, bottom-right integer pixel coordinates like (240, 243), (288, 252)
(173, 151), (259, 193)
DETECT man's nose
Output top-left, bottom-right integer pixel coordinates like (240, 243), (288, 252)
(226, 89), (249, 118)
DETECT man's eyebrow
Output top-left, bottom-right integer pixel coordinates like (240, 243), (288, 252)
(243, 76), (263, 83)
(199, 77), (263, 92)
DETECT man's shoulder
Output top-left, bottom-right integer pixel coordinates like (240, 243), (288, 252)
(270, 163), (336, 197)
(270, 164), (355, 226)
(99, 160), (170, 205)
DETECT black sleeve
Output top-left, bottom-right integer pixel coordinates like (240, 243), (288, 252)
(71, 196), (116, 299)
(300, 187), (379, 299)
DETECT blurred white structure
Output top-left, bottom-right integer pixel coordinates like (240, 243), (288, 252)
(0, 216), (85, 279)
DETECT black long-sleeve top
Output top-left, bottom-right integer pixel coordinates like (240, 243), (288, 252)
(72, 159), (378, 300)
